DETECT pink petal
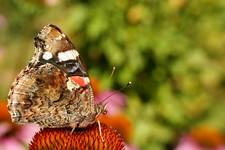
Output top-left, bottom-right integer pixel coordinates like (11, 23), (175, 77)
(95, 91), (127, 115)
(175, 135), (202, 150)
(0, 137), (24, 150)
(0, 122), (10, 137)
(216, 146), (225, 150)
(15, 124), (40, 143)
(125, 144), (139, 150)
(0, 15), (7, 28)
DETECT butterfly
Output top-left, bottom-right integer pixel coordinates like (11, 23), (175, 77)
(7, 24), (105, 129)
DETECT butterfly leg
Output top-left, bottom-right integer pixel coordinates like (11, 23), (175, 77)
(70, 123), (78, 134)
(97, 120), (105, 143)
(70, 127), (75, 134)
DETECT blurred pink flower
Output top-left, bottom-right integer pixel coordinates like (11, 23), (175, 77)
(0, 101), (40, 150)
(0, 15), (7, 29)
(176, 134), (225, 150)
(0, 48), (5, 61)
(0, 123), (39, 150)
(125, 144), (139, 150)
(0, 137), (24, 150)
(95, 90), (139, 150)
(15, 124), (40, 143)
(95, 90), (127, 115)
(0, 123), (10, 137)
(175, 135), (202, 150)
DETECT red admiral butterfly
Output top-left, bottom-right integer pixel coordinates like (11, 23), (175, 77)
(7, 24), (105, 129)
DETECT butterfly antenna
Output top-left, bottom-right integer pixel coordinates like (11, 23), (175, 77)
(110, 66), (116, 78)
(100, 81), (132, 105)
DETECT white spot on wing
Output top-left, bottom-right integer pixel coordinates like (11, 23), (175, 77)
(45, 45), (50, 49)
(55, 35), (63, 40)
(62, 34), (66, 38)
(84, 77), (90, 84)
(58, 50), (79, 62)
(42, 51), (53, 60)
(67, 78), (79, 91)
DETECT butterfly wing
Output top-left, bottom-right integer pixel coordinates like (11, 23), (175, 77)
(8, 25), (104, 128)
(34, 24), (87, 77)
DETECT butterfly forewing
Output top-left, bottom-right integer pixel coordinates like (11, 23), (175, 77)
(35, 24), (88, 77)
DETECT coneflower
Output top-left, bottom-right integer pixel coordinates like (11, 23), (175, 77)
(29, 122), (125, 150)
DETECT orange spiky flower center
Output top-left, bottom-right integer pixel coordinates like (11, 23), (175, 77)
(29, 123), (125, 150)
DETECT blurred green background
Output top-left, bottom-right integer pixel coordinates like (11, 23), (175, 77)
(0, 0), (225, 149)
